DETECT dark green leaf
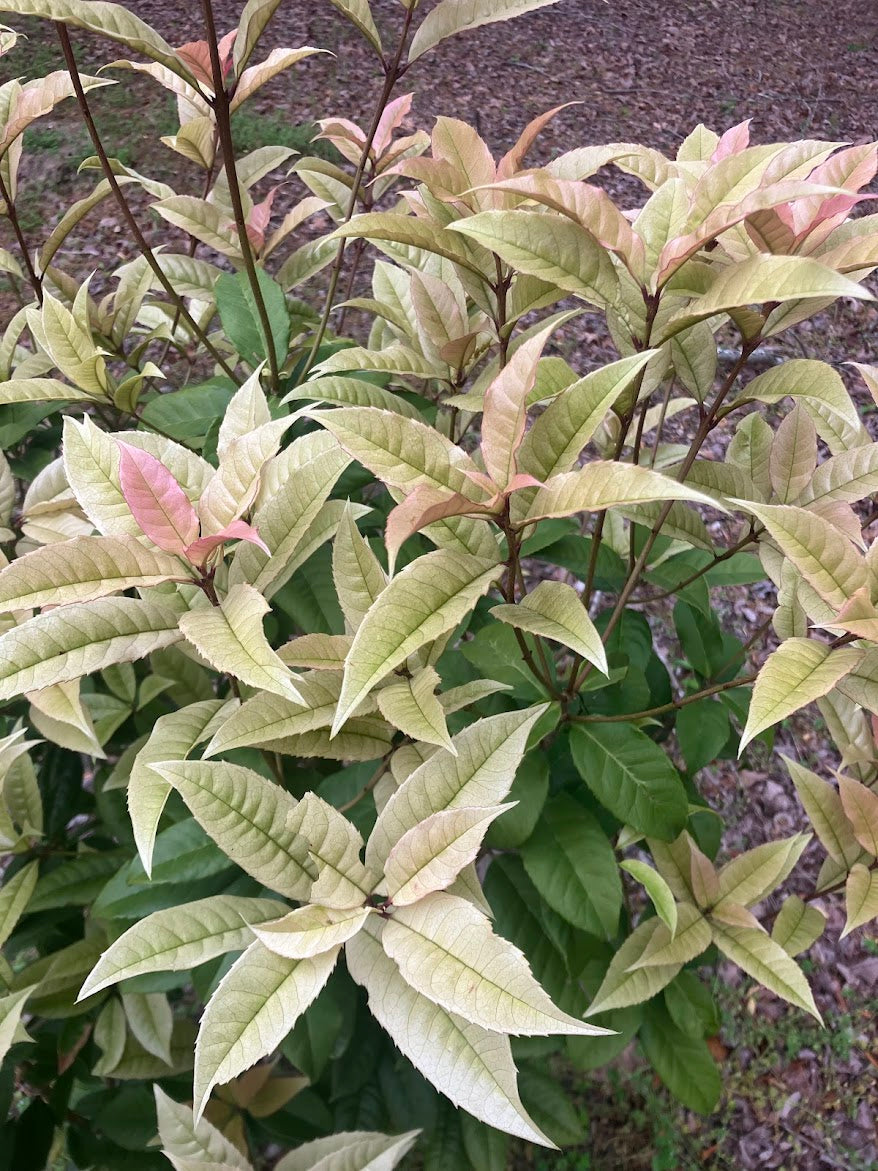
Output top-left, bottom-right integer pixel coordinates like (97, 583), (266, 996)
(676, 700), (731, 773)
(216, 268), (290, 368)
(640, 1000), (721, 1114)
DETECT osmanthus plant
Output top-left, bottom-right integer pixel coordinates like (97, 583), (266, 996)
(1, 0), (878, 1167)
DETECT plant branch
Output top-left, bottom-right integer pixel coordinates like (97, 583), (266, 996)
(54, 21), (240, 385)
(571, 671), (758, 723)
(300, 2), (416, 379)
(0, 171), (43, 303)
(200, 0), (280, 391)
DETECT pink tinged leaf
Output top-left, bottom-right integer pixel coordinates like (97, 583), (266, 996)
(174, 40), (215, 87)
(184, 519), (270, 566)
(481, 321), (559, 490)
(506, 472), (544, 493)
(218, 28), (237, 76)
(246, 185), (281, 252)
(496, 103), (580, 179)
(710, 119), (752, 162)
(117, 442), (199, 555)
(373, 92), (414, 157)
(386, 486), (497, 573)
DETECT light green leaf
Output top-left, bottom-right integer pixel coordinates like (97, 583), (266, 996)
(490, 580), (607, 674)
(451, 211), (617, 306)
(121, 990), (172, 1065)
(284, 374), (424, 418)
(0, 535), (188, 612)
(735, 500), (867, 610)
(0, 376), (94, 403)
(289, 793), (373, 909)
(384, 805), (510, 906)
(194, 940), (338, 1117)
(0, 859), (37, 947)
(333, 503), (387, 632)
(570, 722), (689, 840)
(78, 895), (287, 998)
(771, 896), (826, 956)
(154, 1086), (251, 1170)
(333, 549), (500, 732)
(128, 699), (233, 876)
(710, 922), (821, 1020)
(326, 0), (382, 55)
(620, 859), (678, 936)
(203, 673), (346, 756)
(520, 793), (621, 937)
(627, 903), (711, 969)
(715, 834), (810, 910)
(799, 444), (878, 507)
(377, 666), (455, 753)
(586, 918), (683, 1015)
(276, 1127), (420, 1171)
(149, 760), (314, 900)
(769, 405), (817, 503)
(0, 596), (182, 703)
(367, 705), (546, 869)
(253, 904), (371, 959)
(739, 358), (860, 430)
(838, 773), (878, 856)
(740, 640), (862, 751)
(842, 864), (878, 937)
(523, 461), (724, 523)
(408, 0), (559, 60)
(179, 585), (304, 704)
(0, 985), (34, 1066)
(330, 213), (485, 275)
(783, 756), (863, 866)
(518, 352), (655, 480)
(382, 892), (609, 1037)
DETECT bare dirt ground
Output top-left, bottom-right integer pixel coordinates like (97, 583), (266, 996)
(2, 2), (878, 1167)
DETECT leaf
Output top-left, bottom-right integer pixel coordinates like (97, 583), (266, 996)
(523, 461), (723, 523)
(378, 667), (455, 754)
(154, 1087), (250, 1170)
(842, 864), (878, 937)
(202, 674), (345, 756)
(740, 640), (862, 751)
(289, 793), (373, 908)
(627, 903), (712, 969)
(715, 834), (810, 909)
(0, 986), (34, 1066)
(518, 352), (654, 480)
(278, 633), (353, 671)
(179, 585), (303, 704)
(640, 1002), (720, 1115)
(771, 896), (826, 956)
(490, 580), (607, 674)
(367, 705), (545, 869)
(253, 905), (371, 959)
(382, 892), (609, 1037)
(480, 321), (558, 489)
(128, 699), (233, 876)
(666, 256), (872, 334)
(783, 756), (863, 865)
(78, 895), (286, 998)
(121, 991), (172, 1065)
(520, 793), (621, 937)
(193, 940), (338, 1117)
(384, 805), (510, 906)
(0, 597), (182, 702)
(330, 213), (485, 275)
(586, 918), (683, 1015)
(333, 549), (500, 732)
(740, 359), (860, 431)
(215, 269), (290, 368)
(0, 535), (187, 612)
(408, 0), (559, 59)
(309, 406), (486, 500)
(769, 405), (817, 503)
(570, 723), (689, 840)
(0, 376), (94, 404)
(837, 774), (878, 856)
(275, 1128), (420, 1171)
(735, 500), (867, 610)
(0, 859), (38, 947)
(325, 0), (382, 56)
(149, 760), (313, 900)
(117, 441), (200, 554)
(332, 503), (387, 632)
(620, 860), (678, 936)
(710, 922), (821, 1020)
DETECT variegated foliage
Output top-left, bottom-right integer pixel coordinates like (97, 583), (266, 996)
(1, 0), (878, 1164)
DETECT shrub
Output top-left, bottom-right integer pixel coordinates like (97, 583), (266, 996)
(1, 0), (878, 1166)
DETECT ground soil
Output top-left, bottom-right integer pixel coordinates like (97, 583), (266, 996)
(2, 2), (878, 1168)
